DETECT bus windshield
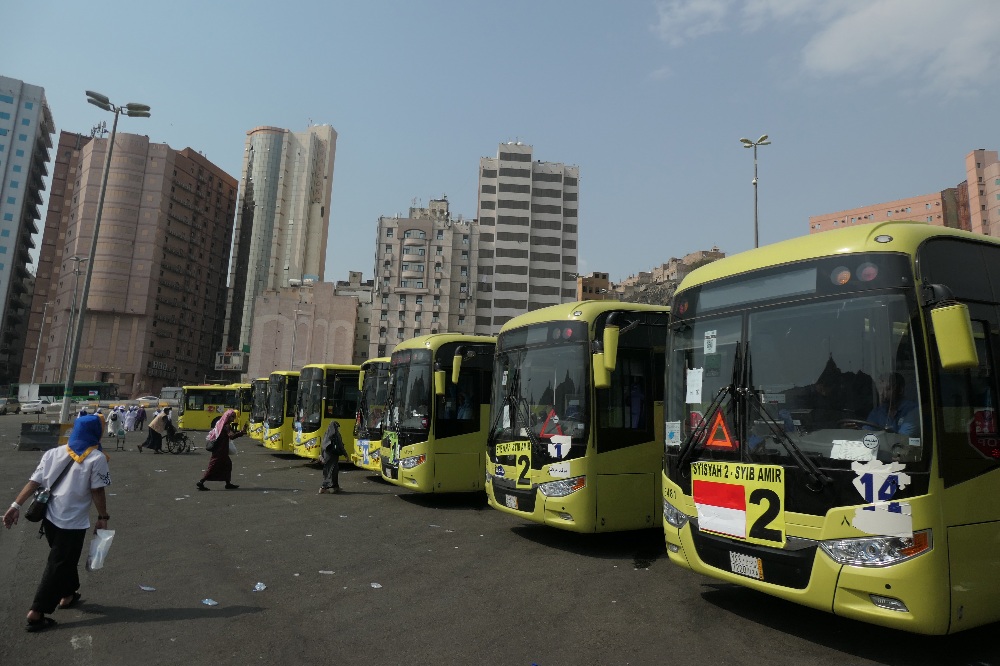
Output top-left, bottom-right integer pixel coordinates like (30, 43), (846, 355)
(390, 350), (432, 434)
(298, 367), (325, 431)
(267, 375), (297, 426)
(251, 381), (267, 421)
(491, 326), (590, 460)
(667, 290), (926, 474)
(358, 366), (389, 440)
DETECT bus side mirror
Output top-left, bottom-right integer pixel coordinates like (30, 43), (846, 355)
(593, 352), (611, 389)
(931, 302), (979, 370)
(357, 370), (366, 392)
(434, 370), (446, 396)
(452, 355), (463, 385)
(603, 325), (620, 372)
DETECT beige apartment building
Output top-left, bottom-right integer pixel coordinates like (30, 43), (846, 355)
(334, 270), (374, 364)
(809, 148), (1000, 236)
(369, 197), (481, 358)
(244, 280), (357, 378)
(23, 131), (237, 396)
(474, 142), (579, 334)
(576, 272), (610, 300)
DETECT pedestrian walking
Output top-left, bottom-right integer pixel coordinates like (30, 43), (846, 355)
(141, 407), (172, 454)
(2, 414), (111, 633)
(197, 409), (244, 491)
(318, 420), (346, 494)
(135, 406), (146, 432)
(123, 406), (137, 432)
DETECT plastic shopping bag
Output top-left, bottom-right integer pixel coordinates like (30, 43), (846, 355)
(229, 441), (238, 455)
(87, 529), (116, 571)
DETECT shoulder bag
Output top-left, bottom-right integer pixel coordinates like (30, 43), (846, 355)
(25, 458), (75, 523)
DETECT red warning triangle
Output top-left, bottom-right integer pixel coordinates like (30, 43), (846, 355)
(703, 411), (737, 451)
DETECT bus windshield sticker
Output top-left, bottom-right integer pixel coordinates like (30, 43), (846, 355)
(496, 440), (531, 457)
(704, 330), (717, 354)
(665, 421), (681, 448)
(548, 461), (570, 478)
(850, 460), (913, 537)
(830, 440), (876, 462)
(547, 435), (572, 459)
(686, 368), (703, 403)
(691, 462), (785, 547)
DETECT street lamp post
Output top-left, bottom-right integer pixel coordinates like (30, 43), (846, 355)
(61, 255), (89, 382)
(739, 134), (771, 248)
(59, 91), (150, 423)
(29, 302), (52, 386)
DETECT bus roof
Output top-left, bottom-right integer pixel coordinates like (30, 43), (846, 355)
(361, 357), (390, 369)
(682, 221), (999, 292)
(499, 300), (669, 334)
(268, 370), (300, 377)
(392, 333), (496, 354)
(299, 363), (361, 372)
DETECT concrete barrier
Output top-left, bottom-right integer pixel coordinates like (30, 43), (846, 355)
(18, 422), (73, 451)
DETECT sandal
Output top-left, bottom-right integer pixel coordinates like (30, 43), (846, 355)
(224, 483), (240, 489)
(58, 592), (81, 609)
(25, 616), (57, 633)
(196, 482), (209, 491)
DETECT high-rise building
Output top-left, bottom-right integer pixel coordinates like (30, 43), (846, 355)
(474, 142), (579, 334)
(224, 124), (337, 356)
(369, 197), (482, 358)
(24, 131), (238, 396)
(0, 76), (54, 386)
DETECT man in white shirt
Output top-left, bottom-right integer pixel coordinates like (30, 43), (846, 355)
(2, 414), (111, 632)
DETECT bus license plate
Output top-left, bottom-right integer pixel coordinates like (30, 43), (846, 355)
(729, 551), (763, 580)
(504, 494), (518, 510)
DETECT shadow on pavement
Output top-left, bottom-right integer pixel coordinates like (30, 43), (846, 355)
(67, 603), (265, 628)
(509, 525), (666, 567)
(699, 584), (999, 665)
(397, 492), (489, 511)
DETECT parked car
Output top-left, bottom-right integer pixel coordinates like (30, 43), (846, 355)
(21, 399), (55, 414)
(0, 397), (20, 415)
(137, 395), (160, 405)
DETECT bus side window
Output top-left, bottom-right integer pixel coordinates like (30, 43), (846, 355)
(436, 370), (481, 438)
(937, 317), (1000, 485)
(596, 349), (654, 451)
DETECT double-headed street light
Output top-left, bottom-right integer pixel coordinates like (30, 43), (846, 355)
(59, 91), (151, 423)
(739, 134), (770, 249)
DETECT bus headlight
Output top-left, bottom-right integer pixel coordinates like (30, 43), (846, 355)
(400, 454), (426, 469)
(820, 529), (932, 567)
(538, 476), (585, 498)
(662, 500), (690, 529)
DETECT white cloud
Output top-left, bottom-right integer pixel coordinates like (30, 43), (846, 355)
(651, 0), (1000, 94)
(651, 0), (735, 47)
(649, 65), (674, 80)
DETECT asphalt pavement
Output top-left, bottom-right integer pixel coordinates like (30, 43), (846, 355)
(0, 413), (995, 666)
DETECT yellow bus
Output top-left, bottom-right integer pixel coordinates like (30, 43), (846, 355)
(247, 377), (268, 443)
(262, 371), (299, 452)
(351, 357), (391, 472)
(381, 334), (496, 493)
(486, 302), (669, 532)
(291, 363), (361, 460)
(661, 222), (1000, 635)
(177, 384), (251, 431)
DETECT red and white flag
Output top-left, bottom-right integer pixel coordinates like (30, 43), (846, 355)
(693, 480), (746, 539)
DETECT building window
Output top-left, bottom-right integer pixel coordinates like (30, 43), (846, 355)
(416, 281), (423, 288)
(461, 251), (468, 260)
(18, 134), (26, 141)
(0, 112), (8, 119)
(436, 230), (444, 240)
(385, 245), (392, 254)
(435, 279), (441, 288)
(12, 165), (21, 172)
(415, 313), (421, 321)
(21, 118), (30, 126)
(380, 312), (388, 320)
(401, 280), (410, 287)
(399, 295), (407, 305)
(463, 235), (469, 245)
(8, 180), (18, 189)
(386, 228), (394, 237)
(382, 296), (389, 304)
(415, 296), (423, 304)
(2, 213), (12, 221)
(458, 316), (465, 325)
(460, 283), (468, 293)
(24, 101), (33, 109)
(404, 230), (426, 239)
(460, 267), (468, 277)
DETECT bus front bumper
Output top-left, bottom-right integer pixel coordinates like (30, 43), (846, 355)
(486, 477), (597, 533)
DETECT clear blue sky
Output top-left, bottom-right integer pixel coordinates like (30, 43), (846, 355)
(8, 1), (1000, 283)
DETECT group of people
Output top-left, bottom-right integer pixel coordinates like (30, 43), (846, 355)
(92, 404), (147, 435)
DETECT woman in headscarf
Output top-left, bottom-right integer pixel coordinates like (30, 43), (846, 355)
(196, 409), (244, 491)
(123, 406), (137, 432)
(2, 415), (111, 632)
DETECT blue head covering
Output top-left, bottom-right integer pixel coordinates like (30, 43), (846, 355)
(68, 414), (104, 459)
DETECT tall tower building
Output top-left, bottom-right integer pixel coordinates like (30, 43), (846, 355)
(224, 124), (337, 355)
(474, 142), (579, 334)
(369, 197), (482, 358)
(0, 76), (54, 386)
(24, 131), (238, 396)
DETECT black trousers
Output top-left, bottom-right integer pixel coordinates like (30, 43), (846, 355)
(31, 519), (87, 614)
